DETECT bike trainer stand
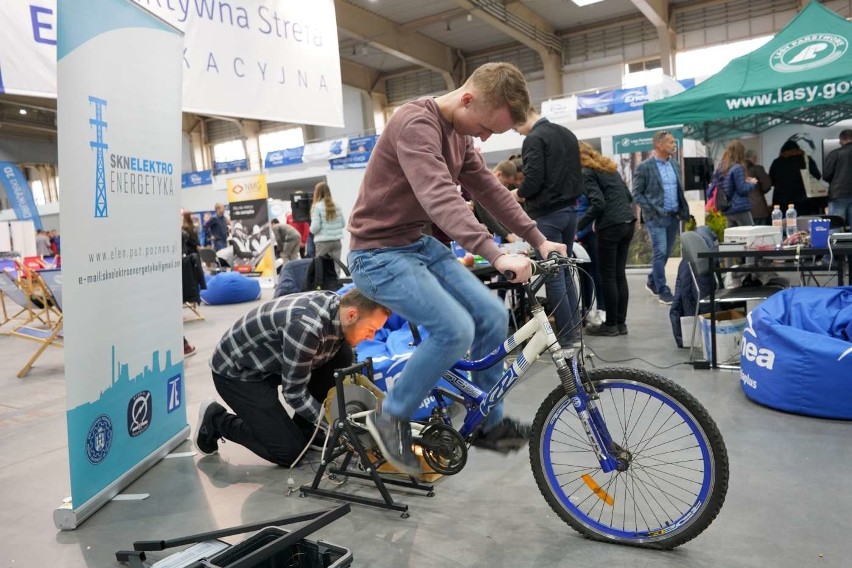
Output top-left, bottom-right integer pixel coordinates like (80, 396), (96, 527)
(299, 359), (435, 518)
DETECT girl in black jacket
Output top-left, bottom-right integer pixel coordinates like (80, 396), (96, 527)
(577, 142), (637, 336)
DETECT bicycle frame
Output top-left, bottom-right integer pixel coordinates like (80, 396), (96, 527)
(432, 277), (623, 474)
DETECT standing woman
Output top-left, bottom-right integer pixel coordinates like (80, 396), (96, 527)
(715, 139), (757, 227)
(180, 211), (201, 357)
(576, 142), (637, 337)
(182, 211), (200, 255)
(310, 181), (346, 268)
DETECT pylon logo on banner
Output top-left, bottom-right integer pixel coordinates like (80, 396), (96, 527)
(89, 96), (109, 218)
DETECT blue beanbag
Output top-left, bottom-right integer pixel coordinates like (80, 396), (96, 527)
(355, 325), (464, 422)
(200, 273), (261, 305)
(740, 287), (852, 419)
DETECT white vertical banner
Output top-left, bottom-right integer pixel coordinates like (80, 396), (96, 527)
(54, 0), (187, 530)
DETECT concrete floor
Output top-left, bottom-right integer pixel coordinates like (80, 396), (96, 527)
(1, 273), (850, 567)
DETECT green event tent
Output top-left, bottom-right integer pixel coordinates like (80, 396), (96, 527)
(644, 1), (852, 142)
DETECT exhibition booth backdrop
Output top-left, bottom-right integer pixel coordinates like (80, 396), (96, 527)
(644, 1), (852, 141)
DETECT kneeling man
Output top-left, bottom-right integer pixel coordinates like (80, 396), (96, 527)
(195, 288), (389, 466)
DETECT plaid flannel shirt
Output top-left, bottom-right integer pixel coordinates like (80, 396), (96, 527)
(210, 291), (344, 423)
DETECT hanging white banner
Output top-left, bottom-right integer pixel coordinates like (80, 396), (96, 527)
(55, 0), (187, 530)
(0, 1), (57, 97)
(0, 0), (343, 127)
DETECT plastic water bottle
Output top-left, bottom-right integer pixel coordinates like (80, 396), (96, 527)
(785, 204), (797, 238)
(771, 205), (783, 242)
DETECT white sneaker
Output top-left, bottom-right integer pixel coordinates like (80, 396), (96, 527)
(586, 310), (602, 326)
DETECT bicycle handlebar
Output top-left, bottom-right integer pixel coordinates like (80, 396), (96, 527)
(502, 253), (577, 281)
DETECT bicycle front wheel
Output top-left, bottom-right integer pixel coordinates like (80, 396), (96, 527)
(530, 367), (728, 549)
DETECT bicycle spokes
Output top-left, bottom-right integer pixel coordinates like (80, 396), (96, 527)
(531, 369), (725, 548)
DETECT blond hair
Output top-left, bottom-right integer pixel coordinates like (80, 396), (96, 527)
(312, 181), (338, 222)
(492, 160), (518, 178)
(465, 62), (530, 125)
(579, 141), (617, 174)
(720, 139), (747, 175)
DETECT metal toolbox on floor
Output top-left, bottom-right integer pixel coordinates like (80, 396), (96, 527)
(206, 527), (352, 568)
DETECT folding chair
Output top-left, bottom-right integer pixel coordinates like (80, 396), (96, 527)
(182, 254), (206, 322)
(0, 272), (32, 326)
(10, 268), (64, 378)
(198, 247), (225, 274)
(0, 270), (52, 328)
(14, 260), (61, 325)
(680, 231), (785, 367)
(183, 302), (205, 321)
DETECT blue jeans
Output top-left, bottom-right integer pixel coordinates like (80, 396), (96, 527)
(645, 215), (680, 296)
(535, 207), (580, 345)
(349, 236), (508, 429)
(829, 197), (852, 226)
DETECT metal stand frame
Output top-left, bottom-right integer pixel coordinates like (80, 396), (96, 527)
(299, 359), (434, 518)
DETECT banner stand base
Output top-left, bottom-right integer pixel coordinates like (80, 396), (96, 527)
(53, 425), (190, 531)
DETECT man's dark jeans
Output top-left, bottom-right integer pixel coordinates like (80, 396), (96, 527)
(211, 347), (353, 466)
(535, 206), (580, 345)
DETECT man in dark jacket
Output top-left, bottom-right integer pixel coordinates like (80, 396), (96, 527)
(824, 129), (852, 225)
(633, 130), (690, 305)
(204, 203), (230, 251)
(513, 106), (583, 345)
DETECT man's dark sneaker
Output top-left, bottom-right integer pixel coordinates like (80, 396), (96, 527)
(195, 399), (225, 455)
(644, 281), (658, 296)
(617, 324), (628, 335)
(471, 418), (531, 453)
(366, 408), (420, 475)
(585, 324), (619, 337)
(658, 291), (675, 305)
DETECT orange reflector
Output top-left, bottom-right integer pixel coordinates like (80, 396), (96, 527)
(582, 474), (614, 506)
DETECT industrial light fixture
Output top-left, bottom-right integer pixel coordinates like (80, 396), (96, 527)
(466, 13), (473, 22)
(571, 0), (604, 6)
(19, 109), (27, 115)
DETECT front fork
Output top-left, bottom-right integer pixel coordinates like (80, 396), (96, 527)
(551, 351), (623, 473)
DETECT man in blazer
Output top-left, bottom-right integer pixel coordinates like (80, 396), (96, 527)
(632, 130), (689, 305)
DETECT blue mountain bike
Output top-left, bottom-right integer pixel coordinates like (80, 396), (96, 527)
(411, 255), (729, 549)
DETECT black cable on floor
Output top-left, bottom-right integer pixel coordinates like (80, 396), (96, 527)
(589, 352), (692, 370)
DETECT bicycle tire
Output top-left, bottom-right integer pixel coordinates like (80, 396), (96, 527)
(530, 367), (729, 549)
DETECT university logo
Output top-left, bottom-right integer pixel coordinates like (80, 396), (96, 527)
(86, 414), (113, 465)
(127, 390), (152, 437)
(89, 96), (109, 218)
(770, 34), (848, 73)
(167, 374), (183, 413)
